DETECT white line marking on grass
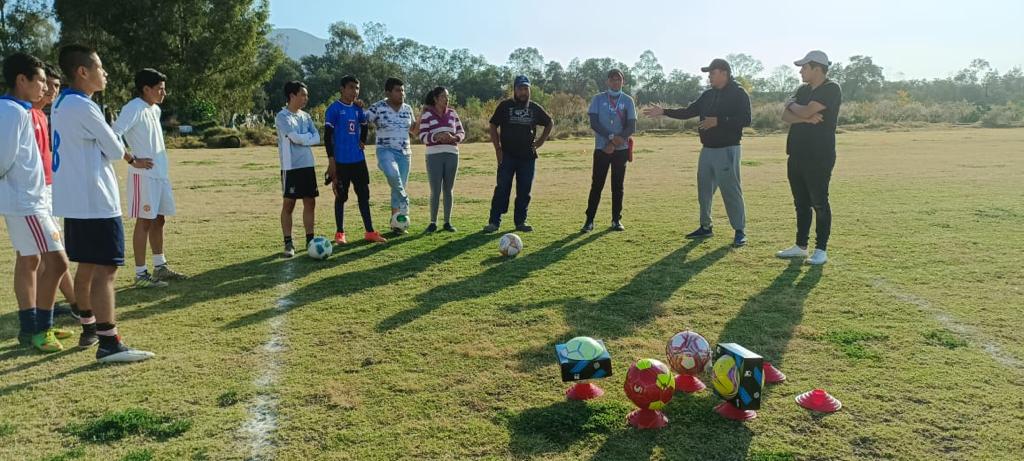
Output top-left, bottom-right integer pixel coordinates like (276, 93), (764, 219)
(242, 261), (296, 460)
(872, 277), (1023, 369)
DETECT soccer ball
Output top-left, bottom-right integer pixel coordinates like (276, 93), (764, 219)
(710, 355), (740, 399)
(307, 236), (333, 260)
(665, 331), (712, 376)
(624, 358), (676, 410)
(562, 336), (605, 361)
(391, 212), (410, 231)
(499, 233), (523, 256)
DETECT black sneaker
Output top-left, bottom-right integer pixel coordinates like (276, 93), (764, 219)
(79, 324), (98, 348)
(580, 221), (595, 233)
(96, 341), (155, 363)
(733, 230), (748, 247)
(425, 223), (438, 233)
(482, 223), (500, 233)
(443, 223), (457, 232)
(515, 224), (534, 232)
(685, 226), (714, 239)
(610, 221), (625, 231)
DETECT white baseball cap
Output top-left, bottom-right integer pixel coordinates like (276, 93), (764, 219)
(795, 50), (831, 67)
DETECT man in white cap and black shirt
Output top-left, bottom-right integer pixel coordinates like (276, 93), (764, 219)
(644, 58), (752, 247)
(777, 50), (842, 265)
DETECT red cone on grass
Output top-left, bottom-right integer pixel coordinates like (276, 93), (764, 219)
(795, 388), (842, 413)
(763, 362), (786, 384)
(675, 374), (706, 393)
(714, 402), (757, 421)
(565, 382), (604, 400)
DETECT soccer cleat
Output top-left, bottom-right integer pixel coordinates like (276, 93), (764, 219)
(733, 230), (748, 247)
(153, 264), (186, 280)
(515, 224), (534, 233)
(365, 231), (388, 243)
(806, 249), (828, 265)
(334, 232), (347, 245)
(776, 245), (809, 259)
(425, 223), (438, 233)
(443, 223), (457, 232)
(610, 221), (625, 231)
(79, 328), (99, 348)
(96, 341), (155, 363)
(134, 271), (169, 288)
(482, 223), (500, 233)
(685, 226), (714, 239)
(32, 329), (64, 353)
(580, 221), (595, 233)
(282, 242), (296, 258)
(52, 327), (74, 340)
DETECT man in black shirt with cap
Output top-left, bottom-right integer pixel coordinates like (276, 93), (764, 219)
(777, 50), (842, 265)
(644, 58), (752, 247)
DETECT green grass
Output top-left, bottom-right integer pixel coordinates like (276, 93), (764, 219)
(1, 128), (1023, 460)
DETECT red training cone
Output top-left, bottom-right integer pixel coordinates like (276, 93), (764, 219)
(627, 409), (669, 429)
(675, 374), (706, 393)
(795, 389), (842, 413)
(566, 382), (604, 400)
(713, 402), (757, 421)
(764, 362), (786, 384)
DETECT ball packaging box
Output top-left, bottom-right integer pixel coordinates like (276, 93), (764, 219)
(713, 343), (764, 410)
(555, 339), (613, 382)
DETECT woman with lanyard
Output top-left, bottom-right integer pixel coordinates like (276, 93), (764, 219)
(582, 68), (636, 233)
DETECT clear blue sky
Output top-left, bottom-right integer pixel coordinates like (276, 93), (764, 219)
(269, 0), (1024, 80)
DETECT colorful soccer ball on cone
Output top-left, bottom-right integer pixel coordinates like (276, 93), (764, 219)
(710, 354), (740, 400)
(624, 358), (675, 410)
(666, 331), (712, 392)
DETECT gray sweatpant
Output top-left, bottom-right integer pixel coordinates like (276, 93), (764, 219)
(697, 145), (746, 231)
(426, 152), (459, 224)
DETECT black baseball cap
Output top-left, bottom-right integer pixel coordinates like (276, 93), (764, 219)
(701, 58), (731, 73)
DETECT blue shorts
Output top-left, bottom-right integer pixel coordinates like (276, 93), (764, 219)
(64, 217), (125, 266)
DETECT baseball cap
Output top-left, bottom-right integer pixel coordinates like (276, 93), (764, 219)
(794, 50), (831, 67)
(514, 75), (531, 87)
(700, 58), (731, 73)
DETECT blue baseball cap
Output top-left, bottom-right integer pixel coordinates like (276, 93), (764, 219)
(514, 75), (531, 88)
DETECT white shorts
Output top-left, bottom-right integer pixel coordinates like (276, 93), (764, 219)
(128, 173), (176, 220)
(4, 212), (64, 256)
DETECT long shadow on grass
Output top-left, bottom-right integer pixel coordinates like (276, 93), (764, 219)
(717, 260), (822, 370)
(503, 393), (753, 461)
(510, 240), (732, 370)
(375, 231), (607, 332)
(224, 231), (494, 330)
(116, 232), (427, 322)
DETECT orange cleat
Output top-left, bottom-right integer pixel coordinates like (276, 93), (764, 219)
(364, 231), (388, 243)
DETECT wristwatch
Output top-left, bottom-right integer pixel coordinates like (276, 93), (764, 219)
(126, 155), (136, 165)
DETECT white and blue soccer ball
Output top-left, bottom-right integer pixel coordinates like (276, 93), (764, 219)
(307, 236), (333, 260)
(499, 233), (523, 257)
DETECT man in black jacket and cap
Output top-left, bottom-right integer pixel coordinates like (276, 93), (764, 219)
(645, 58), (752, 246)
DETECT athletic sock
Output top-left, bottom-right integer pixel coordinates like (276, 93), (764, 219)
(35, 308), (55, 334)
(135, 265), (148, 276)
(305, 233), (314, 245)
(283, 236), (293, 246)
(96, 322), (119, 347)
(18, 308), (37, 335)
(153, 254), (167, 267)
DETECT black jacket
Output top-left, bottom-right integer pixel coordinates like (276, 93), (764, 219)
(664, 79), (751, 148)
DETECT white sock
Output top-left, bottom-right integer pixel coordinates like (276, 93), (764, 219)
(153, 254), (167, 267)
(135, 265), (148, 276)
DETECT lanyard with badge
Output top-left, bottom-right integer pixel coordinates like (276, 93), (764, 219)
(606, 92), (634, 161)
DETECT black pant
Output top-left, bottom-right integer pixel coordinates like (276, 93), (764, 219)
(488, 155), (536, 226)
(335, 160), (373, 233)
(787, 153), (835, 251)
(585, 149), (628, 222)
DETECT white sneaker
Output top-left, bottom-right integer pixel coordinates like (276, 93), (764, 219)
(776, 245), (809, 259)
(806, 249), (828, 265)
(97, 343), (155, 363)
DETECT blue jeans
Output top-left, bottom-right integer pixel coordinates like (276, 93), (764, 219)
(488, 155), (536, 226)
(376, 147), (410, 212)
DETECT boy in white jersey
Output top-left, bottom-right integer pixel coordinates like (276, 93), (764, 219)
(274, 80), (320, 257)
(51, 44), (154, 363)
(113, 68), (184, 287)
(1, 52), (71, 353)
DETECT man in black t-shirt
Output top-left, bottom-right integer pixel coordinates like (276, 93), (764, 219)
(778, 50), (843, 265)
(484, 75), (553, 233)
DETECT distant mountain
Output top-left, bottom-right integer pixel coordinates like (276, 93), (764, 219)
(270, 28), (327, 61)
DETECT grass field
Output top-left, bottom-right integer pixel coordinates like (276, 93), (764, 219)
(1, 127), (1023, 461)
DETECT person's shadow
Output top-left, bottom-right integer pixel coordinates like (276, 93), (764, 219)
(375, 231), (608, 332)
(510, 240), (732, 371)
(224, 231), (494, 330)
